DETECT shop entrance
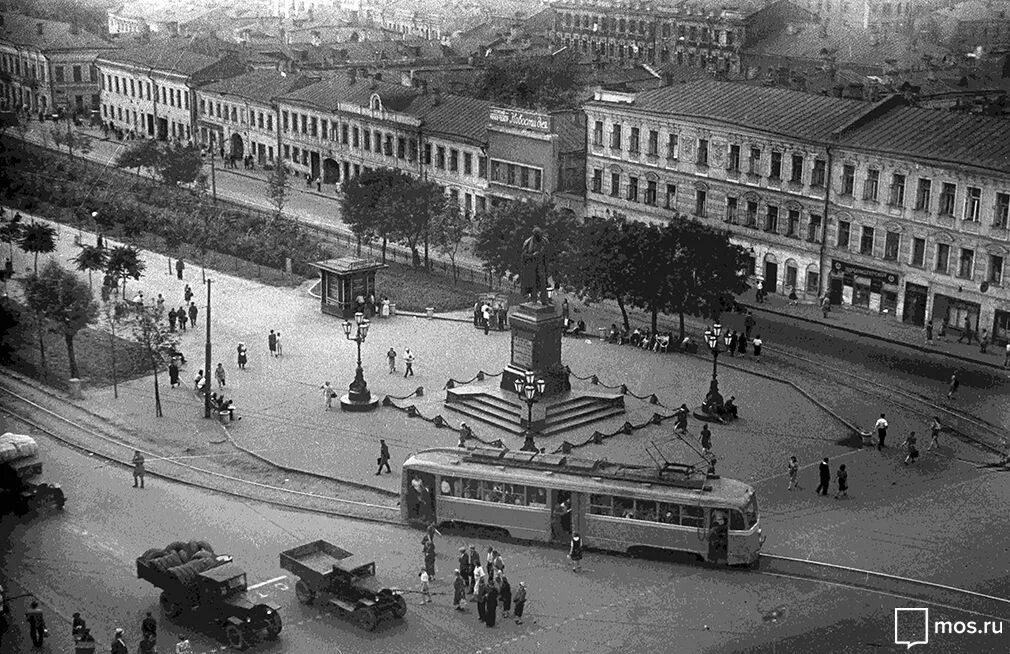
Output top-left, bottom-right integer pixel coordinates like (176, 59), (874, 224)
(902, 283), (928, 326)
(763, 261), (778, 294)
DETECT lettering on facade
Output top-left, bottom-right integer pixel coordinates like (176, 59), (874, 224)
(512, 334), (534, 369)
(490, 107), (550, 133)
(831, 259), (898, 285)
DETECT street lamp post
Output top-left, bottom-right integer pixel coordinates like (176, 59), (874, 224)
(514, 370), (546, 452)
(340, 312), (378, 412)
(702, 322), (734, 414)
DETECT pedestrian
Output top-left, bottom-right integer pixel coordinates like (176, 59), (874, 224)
(168, 361), (180, 388)
(492, 549), (505, 577)
(156, 293), (165, 311)
(927, 416), (942, 451)
(484, 576), (498, 627)
(674, 404), (689, 434)
(177, 307), (187, 331)
(175, 259), (185, 280)
(562, 298), (570, 323)
(141, 613), (156, 642)
(485, 545), (495, 578)
(215, 363), (226, 388)
(74, 628), (96, 654)
(498, 574), (512, 618)
(403, 348), (415, 377)
(387, 347), (397, 373)
(787, 455), (800, 491)
(938, 320), (947, 341)
(468, 545), (482, 591)
(458, 547), (472, 592)
(111, 628), (128, 654)
(320, 381), (336, 410)
(727, 330), (737, 357)
(376, 439), (391, 474)
(424, 540), (436, 579)
(474, 573), (488, 621)
(512, 581), (527, 624)
(132, 450), (146, 488)
(744, 311), (756, 340)
(425, 521), (442, 547)
(194, 370), (204, 393)
(569, 532), (583, 572)
(902, 431), (919, 465)
(925, 320), (933, 343)
(737, 332), (747, 355)
(453, 570), (467, 610)
(875, 413), (888, 450)
(473, 301), (480, 326)
(482, 304), (491, 335)
(957, 317), (974, 344)
(275, 331), (283, 356)
(188, 302), (198, 328)
(834, 464), (848, 499)
(236, 343), (247, 369)
(418, 569), (431, 604)
(700, 423), (712, 453)
(947, 372), (959, 400)
(820, 295), (830, 318)
(980, 329), (989, 354)
(184, 284), (193, 304)
(72, 612), (87, 641)
(25, 600), (46, 647)
(268, 330), (277, 357)
(97, 233), (105, 249)
(137, 632), (156, 654)
(752, 334), (763, 360)
(168, 307), (178, 331)
(1005, 341), (1010, 368)
(815, 457), (830, 496)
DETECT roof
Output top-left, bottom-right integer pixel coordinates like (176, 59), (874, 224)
(311, 257), (386, 275)
(932, 0), (1010, 23)
(617, 79), (869, 141)
(200, 69), (318, 104)
(553, 112), (585, 152)
(97, 42), (220, 76)
(551, 0), (766, 17)
(837, 105), (1010, 174)
(278, 74), (420, 112)
(0, 13), (114, 51)
(403, 92), (491, 142)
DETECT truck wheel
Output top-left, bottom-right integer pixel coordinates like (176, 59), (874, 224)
(354, 608), (377, 631)
(294, 580), (315, 605)
(392, 594), (407, 619)
(265, 611), (282, 639)
(224, 624), (247, 650)
(159, 592), (182, 618)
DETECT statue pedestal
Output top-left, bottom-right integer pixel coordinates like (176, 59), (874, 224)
(500, 303), (569, 432)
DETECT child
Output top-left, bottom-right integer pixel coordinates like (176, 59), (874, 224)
(834, 464), (848, 499)
(926, 417), (941, 451)
(787, 455), (800, 491)
(901, 432), (919, 465)
(418, 569), (431, 605)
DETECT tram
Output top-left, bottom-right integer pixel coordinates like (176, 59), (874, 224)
(400, 447), (763, 566)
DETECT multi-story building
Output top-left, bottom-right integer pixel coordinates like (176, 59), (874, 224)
(97, 43), (245, 142)
(0, 13), (116, 115)
(274, 71), (490, 214)
(106, 4), (219, 36)
(583, 80), (1010, 342)
(549, 0), (813, 75)
(795, 0), (945, 31)
(928, 0), (1010, 53)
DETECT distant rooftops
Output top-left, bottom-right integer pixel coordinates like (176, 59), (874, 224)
(97, 42), (220, 76)
(0, 12), (114, 51)
(200, 69), (319, 104)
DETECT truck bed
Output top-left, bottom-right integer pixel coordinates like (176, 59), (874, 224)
(279, 540), (354, 580)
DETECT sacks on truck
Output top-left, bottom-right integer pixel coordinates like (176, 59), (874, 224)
(0, 433), (39, 464)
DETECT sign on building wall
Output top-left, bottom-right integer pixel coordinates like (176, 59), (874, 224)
(489, 107), (550, 133)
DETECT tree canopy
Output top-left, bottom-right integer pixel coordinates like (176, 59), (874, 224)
(116, 141), (204, 187)
(474, 51), (586, 110)
(19, 260), (98, 379)
(474, 199), (579, 281)
(72, 243), (107, 289)
(560, 215), (636, 328)
(430, 200), (471, 283)
(265, 162), (290, 220)
(18, 221), (57, 272)
(105, 245), (146, 295)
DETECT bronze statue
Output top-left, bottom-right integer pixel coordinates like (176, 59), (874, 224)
(520, 227), (551, 305)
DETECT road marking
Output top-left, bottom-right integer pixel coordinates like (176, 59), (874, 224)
(248, 575), (287, 590)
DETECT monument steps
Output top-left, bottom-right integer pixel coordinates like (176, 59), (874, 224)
(444, 392), (526, 434)
(445, 389), (626, 437)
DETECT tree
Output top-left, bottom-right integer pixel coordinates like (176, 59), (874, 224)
(116, 139), (161, 178)
(475, 50), (586, 110)
(0, 301), (26, 364)
(51, 122), (93, 158)
(19, 261), (99, 379)
(561, 215), (635, 329)
(265, 163), (291, 221)
(678, 220), (752, 325)
(104, 245), (146, 296)
(129, 303), (178, 418)
(18, 221), (57, 272)
(340, 168), (399, 258)
(155, 143), (205, 187)
(391, 176), (444, 269)
(474, 199), (579, 283)
(430, 201), (471, 283)
(71, 243), (107, 289)
(101, 300), (124, 399)
(622, 220), (685, 335)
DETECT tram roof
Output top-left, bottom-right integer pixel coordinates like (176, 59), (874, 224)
(405, 447), (754, 503)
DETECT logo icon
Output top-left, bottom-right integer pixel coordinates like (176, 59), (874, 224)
(895, 607), (930, 649)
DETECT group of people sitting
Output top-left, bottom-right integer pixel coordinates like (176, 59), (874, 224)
(606, 324), (684, 352)
(208, 392), (238, 422)
(563, 318), (586, 336)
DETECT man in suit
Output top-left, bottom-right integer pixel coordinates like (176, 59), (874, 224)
(815, 457), (830, 496)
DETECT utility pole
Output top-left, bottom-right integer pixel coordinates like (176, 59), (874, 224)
(204, 278), (212, 419)
(209, 144), (217, 206)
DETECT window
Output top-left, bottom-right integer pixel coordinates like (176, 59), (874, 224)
(397, 137), (406, 158)
(646, 180), (657, 205)
(436, 146), (446, 169)
(648, 130), (659, 156)
(610, 123), (622, 149)
(915, 178), (931, 211)
(959, 248), (975, 278)
(449, 149), (459, 172)
(748, 147), (760, 175)
(610, 173), (621, 197)
(665, 183), (676, 209)
(667, 134), (679, 160)
(806, 270), (820, 294)
(592, 169), (603, 193)
(696, 139), (708, 166)
(884, 231), (900, 260)
(787, 209), (799, 236)
(963, 186), (981, 222)
(629, 127), (640, 153)
(129, 79), (135, 97)
(363, 130), (371, 151)
(627, 176), (638, 201)
(463, 152), (472, 175)
(837, 220), (851, 249)
(725, 196), (738, 223)
(745, 201), (758, 227)
(770, 152), (782, 179)
(423, 143), (432, 164)
(889, 174), (905, 207)
(989, 254), (1004, 285)
(765, 205), (778, 232)
(340, 124), (348, 144)
(89, 65), (97, 82)
(935, 243), (950, 273)
(593, 120), (603, 146)
(728, 144), (740, 172)
(860, 226), (875, 255)
(841, 164), (855, 195)
(695, 189), (707, 217)
(863, 169), (880, 201)
(384, 133), (393, 156)
(310, 117), (318, 137)
(790, 155), (804, 183)
(807, 214), (822, 242)
(995, 192), (1010, 228)
(939, 183), (957, 216)
(72, 65), (82, 83)
(199, 99), (205, 115)
(353, 127), (360, 148)
(812, 159), (826, 187)
(55, 66), (65, 83)
(911, 238), (926, 267)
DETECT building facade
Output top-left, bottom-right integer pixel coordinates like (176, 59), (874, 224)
(0, 14), (115, 115)
(583, 81), (1010, 342)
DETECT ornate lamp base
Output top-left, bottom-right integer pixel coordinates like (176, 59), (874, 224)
(340, 393), (379, 412)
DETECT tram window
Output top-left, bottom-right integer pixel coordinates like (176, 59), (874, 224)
(480, 480), (503, 503)
(503, 484), (526, 505)
(441, 476), (458, 496)
(528, 487), (547, 506)
(729, 510), (746, 531)
(744, 495), (758, 527)
(614, 496), (635, 519)
(589, 494), (613, 516)
(681, 505), (705, 527)
(461, 478), (478, 499)
(635, 500), (657, 522)
(657, 502), (678, 524)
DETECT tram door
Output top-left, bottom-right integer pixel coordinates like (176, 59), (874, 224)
(707, 509), (728, 563)
(405, 471), (437, 524)
(550, 490), (572, 543)
(569, 493), (586, 537)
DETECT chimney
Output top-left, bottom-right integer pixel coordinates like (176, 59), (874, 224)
(348, 67), (357, 84)
(36, 22), (44, 35)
